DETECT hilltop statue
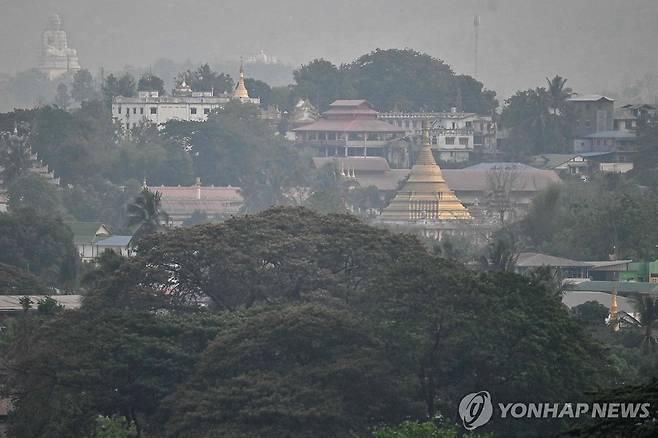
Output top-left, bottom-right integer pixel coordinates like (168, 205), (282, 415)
(39, 14), (81, 80)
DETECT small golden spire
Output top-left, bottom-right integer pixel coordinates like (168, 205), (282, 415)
(233, 57), (250, 100)
(610, 284), (619, 331)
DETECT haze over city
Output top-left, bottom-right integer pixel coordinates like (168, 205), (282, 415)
(1, 0), (658, 97)
(2, 1), (658, 437)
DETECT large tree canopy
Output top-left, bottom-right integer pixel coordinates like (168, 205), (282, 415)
(162, 304), (419, 438)
(292, 49), (497, 113)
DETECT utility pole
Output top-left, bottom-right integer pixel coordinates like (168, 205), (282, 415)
(473, 14), (480, 77)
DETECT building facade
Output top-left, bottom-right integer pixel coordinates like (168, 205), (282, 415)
(568, 95), (614, 138)
(378, 109), (496, 163)
(147, 179), (243, 226)
(292, 100), (407, 164)
(112, 63), (260, 129)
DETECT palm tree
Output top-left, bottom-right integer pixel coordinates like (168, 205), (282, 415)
(127, 188), (169, 245)
(479, 230), (519, 272)
(634, 295), (658, 353)
(545, 75), (572, 116)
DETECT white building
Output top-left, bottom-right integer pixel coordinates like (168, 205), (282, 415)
(378, 109), (496, 163)
(112, 63), (260, 129)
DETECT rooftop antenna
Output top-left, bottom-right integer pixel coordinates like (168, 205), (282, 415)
(473, 14), (480, 77)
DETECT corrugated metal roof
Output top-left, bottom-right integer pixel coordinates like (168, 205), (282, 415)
(562, 291), (634, 313)
(585, 130), (636, 139)
(567, 94), (614, 102)
(0, 295), (82, 312)
(517, 252), (591, 268)
(463, 162), (540, 171)
(571, 281), (658, 295)
(96, 236), (133, 247)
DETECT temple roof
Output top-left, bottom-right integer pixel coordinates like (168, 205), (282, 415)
(379, 122), (471, 222)
(292, 118), (404, 132)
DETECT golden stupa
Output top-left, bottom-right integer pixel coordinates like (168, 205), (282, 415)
(380, 121), (471, 221)
(233, 59), (250, 100)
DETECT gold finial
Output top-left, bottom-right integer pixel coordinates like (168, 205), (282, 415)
(610, 284), (619, 331)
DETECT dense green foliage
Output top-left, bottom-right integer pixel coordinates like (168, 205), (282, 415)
(2, 207), (621, 437)
(0, 208), (77, 287)
(163, 304), (417, 438)
(519, 176), (658, 260)
(3, 310), (221, 437)
(292, 49), (497, 113)
(0, 262), (48, 295)
(372, 421), (491, 438)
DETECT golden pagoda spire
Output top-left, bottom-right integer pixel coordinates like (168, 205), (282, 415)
(610, 284), (619, 331)
(233, 57), (250, 100)
(380, 121), (471, 221)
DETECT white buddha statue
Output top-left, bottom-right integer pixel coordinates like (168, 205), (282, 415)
(39, 14), (81, 79)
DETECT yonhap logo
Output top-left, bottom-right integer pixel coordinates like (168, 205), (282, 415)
(458, 390), (651, 431)
(459, 391), (493, 430)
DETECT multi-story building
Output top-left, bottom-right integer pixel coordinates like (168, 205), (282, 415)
(378, 108), (496, 163)
(567, 94), (614, 137)
(112, 63), (260, 130)
(292, 100), (407, 164)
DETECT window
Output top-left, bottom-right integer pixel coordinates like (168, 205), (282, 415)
(431, 136), (437, 145)
(191, 107), (197, 115)
(140, 107), (144, 115)
(451, 122), (456, 129)
(328, 133), (337, 140)
(117, 106), (122, 114)
(204, 108), (210, 115)
(445, 137), (455, 145)
(584, 120), (591, 128)
(126, 123), (130, 130)
(459, 137), (469, 146)
(133, 107), (137, 114)
(625, 120), (633, 129)
(150, 107), (157, 114)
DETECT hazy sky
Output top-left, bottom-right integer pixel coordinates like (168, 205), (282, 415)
(1, 0), (657, 98)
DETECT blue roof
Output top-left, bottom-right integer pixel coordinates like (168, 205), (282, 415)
(96, 236), (133, 247)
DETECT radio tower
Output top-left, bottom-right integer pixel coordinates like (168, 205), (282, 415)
(473, 14), (480, 77)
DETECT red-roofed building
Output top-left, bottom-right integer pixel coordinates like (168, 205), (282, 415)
(147, 178), (243, 226)
(293, 100), (406, 162)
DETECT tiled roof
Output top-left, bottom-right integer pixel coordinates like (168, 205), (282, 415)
(292, 119), (404, 133)
(330, 99), (369, 106)
(150, 186), (242, 201)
